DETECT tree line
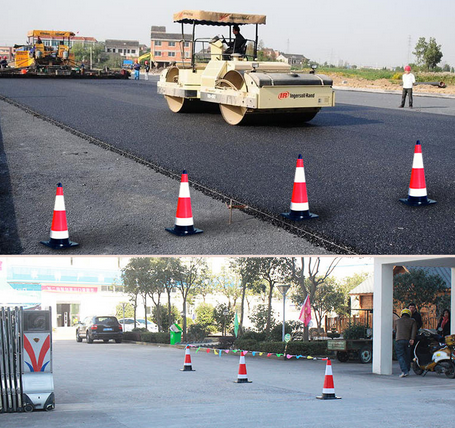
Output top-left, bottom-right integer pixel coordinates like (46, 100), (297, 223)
(119, 257), (372, 341)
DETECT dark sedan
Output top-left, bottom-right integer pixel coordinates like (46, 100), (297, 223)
(76, 316), (123, 343)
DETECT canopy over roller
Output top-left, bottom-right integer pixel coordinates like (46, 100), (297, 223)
(173, 10), (266, 26)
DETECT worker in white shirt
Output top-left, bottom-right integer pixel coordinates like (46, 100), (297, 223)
(399, 65), (416, 108)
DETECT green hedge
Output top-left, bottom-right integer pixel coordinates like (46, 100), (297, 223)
(123, 331), (170, 344)
(141, 332), (170, 344)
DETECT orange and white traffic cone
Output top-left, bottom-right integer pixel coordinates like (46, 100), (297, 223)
(166, 170), (203, 236)
(235, 351), (252, 383)
(400, 140), (436, 206)
(40, 183), (79, 249)
(316, 359), (341, 400)
(281, 154), (318, 221)
(180, 346), (195, 371)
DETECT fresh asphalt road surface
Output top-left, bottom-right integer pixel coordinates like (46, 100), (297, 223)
(2, 340), (454, 428)
(1, 77), (454, 254)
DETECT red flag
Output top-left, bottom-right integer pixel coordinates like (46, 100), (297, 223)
(299, 295), (312, 327)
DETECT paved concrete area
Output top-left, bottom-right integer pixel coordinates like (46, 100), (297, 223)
(2, 340), (454, 427)
(0, 101), (331, 255)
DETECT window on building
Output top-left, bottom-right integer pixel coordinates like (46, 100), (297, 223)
(184, 42), (189, 47)
(112, 48), (116, 53)
(154, 51), (161, 56)
(127, 49), (130, 53)
(155, 41), (162, 46)
(131, 49), (136, 54)
(168, 41), (176, 47)
(168, 52), (175, 57)
(107, 48), (111, 52)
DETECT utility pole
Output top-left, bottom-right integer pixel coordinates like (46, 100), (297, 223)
(407, 35), (412, 64)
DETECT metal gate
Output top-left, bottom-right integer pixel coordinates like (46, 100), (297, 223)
(0, 307), (54, 413)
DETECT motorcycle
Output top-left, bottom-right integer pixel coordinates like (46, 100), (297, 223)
(412, 330), (455, 379)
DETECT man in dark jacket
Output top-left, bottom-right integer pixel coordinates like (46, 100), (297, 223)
(223, 25), (246, 57)
(393, 308), (417, 377)
(408, 302), (423, 330)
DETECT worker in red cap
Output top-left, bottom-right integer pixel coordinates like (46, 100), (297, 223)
(399, 65), (416, 108)
(0, 56), (8, 69)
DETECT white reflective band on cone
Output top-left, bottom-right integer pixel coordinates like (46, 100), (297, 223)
(411, 153), (424, 168)
(294, 168), (306, 182)
(175, 217), (194, 226)
(290, 202), (309, 211)
(178, 183), (191, 198)
(53, 195), (66, 211)
(50, 230), (70, 239)
(408, 188), (427, 197)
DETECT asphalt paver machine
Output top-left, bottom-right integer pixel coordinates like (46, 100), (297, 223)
(158, 10), (335, 125)
(0, 307), (54, 413)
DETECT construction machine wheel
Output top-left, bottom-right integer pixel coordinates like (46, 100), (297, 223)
(219, 104), (248, 125)
(218, 70), (249, 125)
(165, 95), (188, 113)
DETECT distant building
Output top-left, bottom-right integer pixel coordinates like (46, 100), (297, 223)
(69, 36), (98, 47)
(105, 39), (140, 58)
(276, 53), (307, 67)
(261, 48), (279, 60)
(0, 46), (15, 61)
(150, 26), (192, 68)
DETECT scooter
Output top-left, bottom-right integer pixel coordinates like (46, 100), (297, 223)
(412, 330), (455, 379)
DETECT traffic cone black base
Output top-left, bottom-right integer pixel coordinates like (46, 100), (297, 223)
(180, 366), (196, 372)
(281, 210), (318, 221)
(165, 225), (203, 236)
(399, 196), (437, 207)
(235, 378), (252, 384)
(40, 238), (79, 250)
(316, 393), (342, 400)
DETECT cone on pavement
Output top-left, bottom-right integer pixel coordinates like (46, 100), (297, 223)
(400, 140), (436, 206)
(40, 183), (79, 249)
(316, 359), (341, 400)
(166, 170), (203, 236)
(180, 346), (195, 371)
(281, 154), (318, 221)
(235, 351), (252, 383)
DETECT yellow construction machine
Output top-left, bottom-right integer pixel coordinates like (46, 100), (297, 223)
(14, 30), (76, 73)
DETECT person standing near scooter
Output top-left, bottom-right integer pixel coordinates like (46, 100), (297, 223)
(436, 309), (451, 338)
(408, 302), (423, 330)
(394, 308), (418, 378)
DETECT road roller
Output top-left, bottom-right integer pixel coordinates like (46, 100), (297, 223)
(157, 10), (335, 125)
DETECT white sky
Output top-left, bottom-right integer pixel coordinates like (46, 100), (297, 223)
(1, 256), (373, 279)
(2, 0), (454, 68)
